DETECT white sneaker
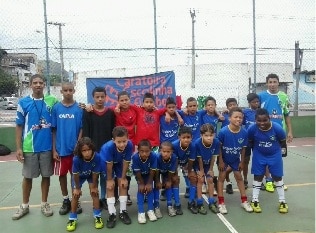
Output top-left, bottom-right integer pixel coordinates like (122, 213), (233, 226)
(213, 189), (218, 196)
(147, 210), (157, 221)
(138, 213), (146, 224)
(218, 204), (228, 214)
(154, 207), (162, 219)
(202, 184), (207, 194)
(241, 201), (253, 212)
(167, 206), (176, 217)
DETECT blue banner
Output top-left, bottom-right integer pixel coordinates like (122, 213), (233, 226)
(86, 71), (176, 108)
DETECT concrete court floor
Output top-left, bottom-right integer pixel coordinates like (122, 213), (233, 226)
(0, 137), (314, 233)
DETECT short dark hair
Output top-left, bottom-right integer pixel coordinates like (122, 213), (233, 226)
(118, 91), (130, 100)
(143, 92), (154, 102)
(255, 108), (270, 119)
(92, 86), (106, 97)
(112, 126), (128, 139)
(30, 74), (44, 83)
(138, 139), (152, 149)
(247, 93), (259, 103)
(166, 97), (176, 106)
(200, 123), (215, 134)
(204, 96), (216, 106)
(186, 97), (197, 105)
(266, 73), (279, 83)
(159, 141), (173, 150)
(228, 106), (243, 117)
(226, 98), (237, 107)
(178, 126), (192, 136)
(74, 137), (96, 158)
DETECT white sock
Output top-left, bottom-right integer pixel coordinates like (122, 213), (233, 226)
(107, 197), (116, 215)
(275, 180), (286, 202)
(119, 196), (128, 213)
(252, 181), (262, 202)
(22, 203), (29, 208)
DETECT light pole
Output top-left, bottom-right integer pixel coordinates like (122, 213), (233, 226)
(43, 0), (50, 94)
(190, 9), (196, 89)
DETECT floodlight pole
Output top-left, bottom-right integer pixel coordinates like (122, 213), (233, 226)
(43, 0), (50, 94)
(190, 9), (196, 88)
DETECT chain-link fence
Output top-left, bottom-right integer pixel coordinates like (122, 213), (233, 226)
(0, 0), (315, 122)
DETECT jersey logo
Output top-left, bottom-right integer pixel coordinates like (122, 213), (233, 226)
(238, 138), (244, 144)
(59, 114), (75, 118)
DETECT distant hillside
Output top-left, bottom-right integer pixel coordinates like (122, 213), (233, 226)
(38, 60), (68, 78)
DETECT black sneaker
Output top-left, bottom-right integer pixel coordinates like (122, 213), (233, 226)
(197, 204), (207, 215)
(119, 210), (132, 225)
(226, 184), (234, 194)
(260, 183), (266, 191)
(127, 195), (132, 206)
(184, 187), (190, 198)
(160, 189), (166, 201)
(188, 201), (198, 214)
(100, 198), (108, 210)
(59, 199), (71, 215)
(76, 200), (83, 214)
(174, 204), (183, 215)
(106, 214), (116, 228)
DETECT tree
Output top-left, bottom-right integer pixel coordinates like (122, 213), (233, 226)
(0, 69), (18, 96)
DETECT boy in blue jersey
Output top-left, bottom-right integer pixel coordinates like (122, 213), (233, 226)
(172, 126), (197, 214)
(242, 93), (260, 189)
(100, 126), (133, 228)
(259, 73), (293, 192)
(66, 137), (103, 231)
(13, 74), (58, 220)
(200, 96), (223, 133)
(155, 141), (179, 217)
(248, 109), (288, 213)
(219, 97), (238, 195)
(195, 124), (220, 214)
(217, 107), (253, 214)
(132, 139), (158, 224)
(52, 82), (83, 215)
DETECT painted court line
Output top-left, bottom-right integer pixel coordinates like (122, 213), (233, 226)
(202, 194), (239, 233)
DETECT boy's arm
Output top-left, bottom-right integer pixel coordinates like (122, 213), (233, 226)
(15, 125), (23, 162)
(175, 111), (184, 125)
(197, 157), (204, 177)
(285, 115), (293, 143)
(239, 147), (246, 171)
(77, 128), (83, 141)
(52, 128), (60, 161)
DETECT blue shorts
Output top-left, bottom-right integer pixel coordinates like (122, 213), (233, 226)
(223, 157), (241, 171)
(251, 152), (283, 177)
(112, 162), (123, 178)
(72, 176), (94, 189)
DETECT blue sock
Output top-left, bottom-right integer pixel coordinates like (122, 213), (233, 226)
(189, 185), (197, 203)
(153, 188), (160, 208)
(184, 176), (190, 187)
(93, 208), (101, 218)
(197, 198), (203, 205)
(147, 191), (154, 211)
(69, 212), (78, 220)
(172, 187), (180, 206)
(166, 188), (173, 206)
(266, 177), (273, 182)
(208, 197), (216, 204)
(100, 174), (106, 199)
(137, 192), (145, 213)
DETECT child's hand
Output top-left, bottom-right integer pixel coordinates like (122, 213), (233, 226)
(218, 161), (225, 172)
(165, 180), (172, 189)
(106, 179), (115, 190)
(73, 188), (82, 198)
(197, 170), (205, 179)
(138, 183), (145, 193)
(145, 183), (153, 193)
(121, 178), (128, 188)
(155, 181), (162, 190)
(53, 150), (60, 162)
(114, 104), (120, 113)
(238, 162), (243, 171)
(178, 118), (184, 125)
(90, 187), (99, 197)
(218, 113), (225, 121)
(165, 114), (171, 123)
(183, 107), (188, 115)
(82, 103), (93, 112)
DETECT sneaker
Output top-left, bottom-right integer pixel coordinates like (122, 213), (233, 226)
(213, 176), (218, 192)
(244, 180), (248, 189)
(184, 187), (190, 198)
(147, 210), (157, 221)
(265, 181), (275, 193)
(66, 220), (77, 232)
(209, 202), (219, 214)
(260, 183), (266, 191)
(218, 204), (228, 214)
(279, 202), (289, 213)
(41, 203), (53, 217)
(119, 210), (131, 224)
(213, 189), (218, 196)
(77, 200), (82, 214)
(100, 198), (108, 210)
(226, 184), (234, 194)
(188, 201), (198, 214)
(12, 205), (29, 220)
(197, 204), (207, 215)
(202, 184), (207, 194)
(251, 201), (262, 213)
(154, 207), (163, 219)
(160, 189), (166, 201)
(95, 217), (104, 229)
(284, 185), (288, 191)
(174, 204), (183, 215)
(167, 206), (177, 217)
(59, 199), (71, 215)
(127, 195), (132, 205)
(106, 214), (116, 228)
(138, 213), (146, 224)
(241, 201), (253, 212)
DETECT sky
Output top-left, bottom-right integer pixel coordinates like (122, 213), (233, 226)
(0, 0), (315, 72)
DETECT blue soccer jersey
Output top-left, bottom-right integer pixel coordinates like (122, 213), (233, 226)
(100, 140), (133, 164)
(259, 90), (290, 129)
(242, 108), (256, 130)
(52, 101), (83, 156)
(218, 126), (248, 164)
(72, 152), (101, 180)
(172, 139), (196, 167)
(247, 122), (286, 156)
(220, 113), (230, 129)
(178, 110), (201, 141)
(200, 110), (220, 133)
(132, 152), (157, 175)
(160, 115), (180, 143)
(195, 137), (220, 166)
(156, 153), (177, 174)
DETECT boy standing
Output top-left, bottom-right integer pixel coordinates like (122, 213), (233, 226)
(13, 74), (58, 220)
(52, 82), (83, 215)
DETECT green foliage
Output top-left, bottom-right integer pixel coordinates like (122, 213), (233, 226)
(0, 69), (18, 96)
